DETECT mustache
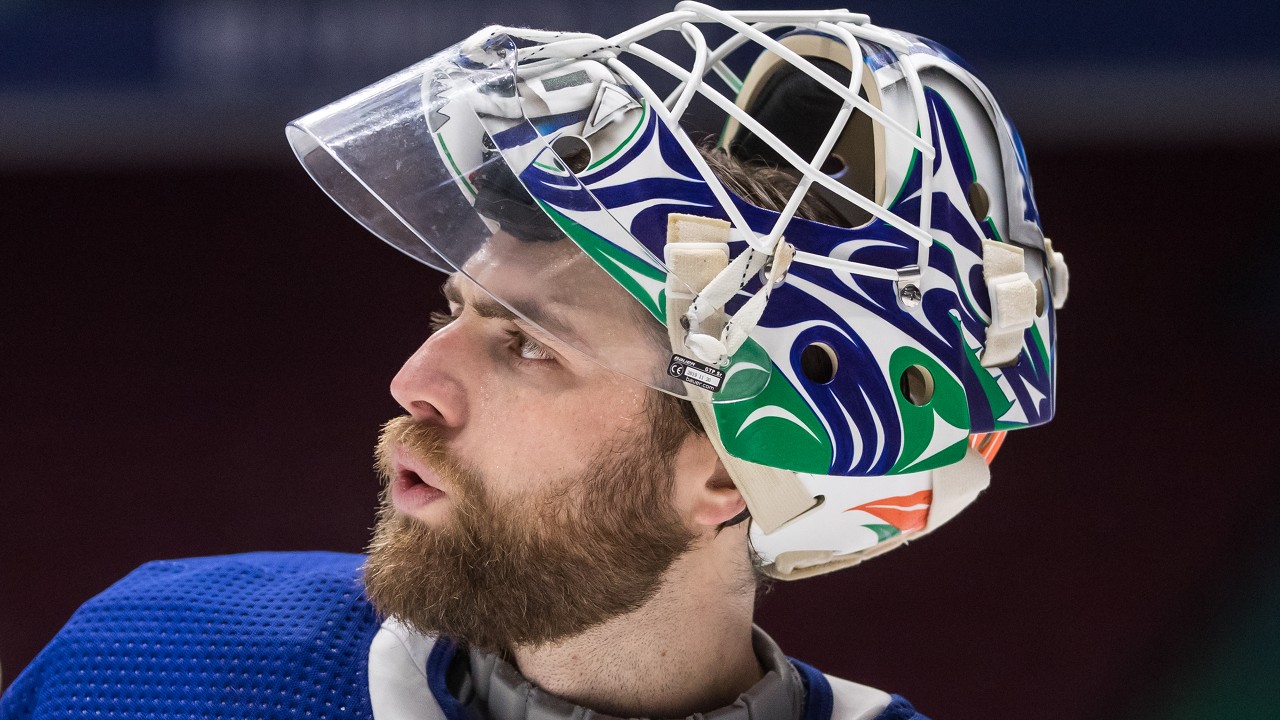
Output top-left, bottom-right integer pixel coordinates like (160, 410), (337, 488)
(375, 415), (459, 489)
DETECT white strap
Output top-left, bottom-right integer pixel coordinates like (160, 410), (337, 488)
(665, 213), (818, 535)
(706, 437), (821, 535)
(980, 239), (1037, 368)
(721, 240), (794, 354)
(923, 445), (990, 531)
(683, 248), (767, 365)
(1044, 237), (1070, 310)
(681, 229), (794, 367)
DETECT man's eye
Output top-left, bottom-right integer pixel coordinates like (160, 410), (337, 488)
(430, 308), (555, 364)
(509, 330), (555, 362)
(429, 311), (457, 332)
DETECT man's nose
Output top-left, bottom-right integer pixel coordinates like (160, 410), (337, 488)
(389, 326), (469, 427)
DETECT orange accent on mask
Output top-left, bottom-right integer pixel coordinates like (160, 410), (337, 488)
(969, 431), (1007, 465)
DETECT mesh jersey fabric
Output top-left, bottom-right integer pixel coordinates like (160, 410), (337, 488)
(0, 552), (381, 719)
(0, 552), (929, 720)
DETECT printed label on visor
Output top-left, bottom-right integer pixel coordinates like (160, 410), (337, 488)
(667, 354), (725, 393)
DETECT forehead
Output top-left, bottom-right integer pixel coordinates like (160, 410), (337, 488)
(456, 230), (669, 375)
(468, 231), (613, 309)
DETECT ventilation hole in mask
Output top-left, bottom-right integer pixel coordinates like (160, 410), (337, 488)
(1035, 278), (1046, 317)
(900, 365), (934, 406)
(821, 152), (848, 180)
(967, 181), (990, 220)
(800, 343), (838, 384)
(551, 135), (592, 174)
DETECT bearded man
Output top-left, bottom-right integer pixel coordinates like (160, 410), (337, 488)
(0, 5), (1066, 720)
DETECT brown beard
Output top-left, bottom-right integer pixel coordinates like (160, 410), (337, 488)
(363, 412), (696, 653)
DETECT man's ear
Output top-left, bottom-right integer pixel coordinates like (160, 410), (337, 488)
(692, 457), (747, 528)
(670, 431), (746, 528)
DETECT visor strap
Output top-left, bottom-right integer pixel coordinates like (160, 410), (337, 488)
(665, 213), (818, 535)
(721, 239), (794, 353)
(683, 248), (767, 365)
(683, 238), (794, 367)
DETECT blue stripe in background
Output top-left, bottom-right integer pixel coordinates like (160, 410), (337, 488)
(2, 0), (1277, 91)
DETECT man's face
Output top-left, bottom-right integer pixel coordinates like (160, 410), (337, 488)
(363, 232), (698, 651)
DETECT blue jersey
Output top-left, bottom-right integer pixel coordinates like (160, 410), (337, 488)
(0, 552), (928, 720)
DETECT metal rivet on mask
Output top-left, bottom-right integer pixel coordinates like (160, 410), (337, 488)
(899, 283), (922, 307)
(757, 260), (788, 287)
(895, 265), (922, 309)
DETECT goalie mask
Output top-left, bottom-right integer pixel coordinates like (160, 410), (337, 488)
(287, 1), (1069, 578)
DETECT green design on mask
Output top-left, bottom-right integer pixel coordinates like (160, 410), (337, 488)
(889, 345), (971, 474)
(714, 356), (834, 474)
(863, 523), (902, 543)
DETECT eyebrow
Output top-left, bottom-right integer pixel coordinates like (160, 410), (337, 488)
(441, 275), (582, 347)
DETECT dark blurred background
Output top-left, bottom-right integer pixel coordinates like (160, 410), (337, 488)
(2, 1), (1278, 718)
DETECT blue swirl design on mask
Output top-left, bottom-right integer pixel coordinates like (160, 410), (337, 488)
(514, 78), (1051, 473)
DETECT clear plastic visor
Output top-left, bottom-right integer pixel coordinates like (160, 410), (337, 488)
(286, 40), (768, 403)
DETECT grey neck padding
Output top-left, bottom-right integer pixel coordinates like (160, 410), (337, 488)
(451, 626), (805, 720)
